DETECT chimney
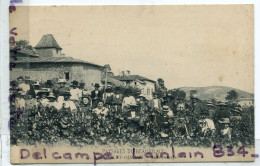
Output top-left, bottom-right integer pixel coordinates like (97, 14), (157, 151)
(107, 72), (114, 77)
(122, 71), (125, 76)
(126, 70), (130, 76)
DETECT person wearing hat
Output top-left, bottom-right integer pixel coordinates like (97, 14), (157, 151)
(78, 82), (89, 98)
(15, 90), (26, 110)
(122, 89), (137, 113)
(103, 85), (114, 106)
(43, 80), (53, 92)
(148, 91), (162, 113)
(176, 98), (186, 115)
(215, 102), (231, 121)
(91, 83), (103, 108)
(57, 91), (77, 113)
(231, 105), (242, 115)
(198, 109), (216, 137)
(17, 76), (24, 84)
(38, 89), (50, 108)
(53, 79), (69, 103)
(111, 86), (124, 111)
(17, 76), (34, 97)
(164, 92), (175, 113)
(190, 94), (204, 120)
(10, 80), (18, 92)
(206, 101), (216, 120)
(136, 94), (148, 116)
(214, 102), (230, 136)
(157, 106), (171, 131)
(219, 118), (232, 140)
(70, 80), (81, 108)
(93, 100), (108, 120)
(32, 81), (41, 96)
(79, 94), (92, 123)
(25, 90), (37, 111)
(47, 92), (58, 110)
(175, 95), (185, 112)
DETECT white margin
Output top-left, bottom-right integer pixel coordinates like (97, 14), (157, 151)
(1, 0), (259, 165)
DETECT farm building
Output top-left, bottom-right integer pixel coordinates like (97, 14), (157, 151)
(10, 34), (103, 90)
(113, 71), (156, 99)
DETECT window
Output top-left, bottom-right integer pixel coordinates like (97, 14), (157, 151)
(126, 81), (130, 87)
(65, 72), (70, 80)
(147, 88), (150, 95)
(56, 49), (59, 54)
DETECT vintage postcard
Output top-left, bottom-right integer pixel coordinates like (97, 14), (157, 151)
(9, 5), (254, 164)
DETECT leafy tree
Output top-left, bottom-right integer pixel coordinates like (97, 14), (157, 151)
(15, 40), (30, 49)
(103, 64), (111, 72)
(190, 90), (197, 96)
(156, 78), (167, 97)
(168, 88), (186, 100)
(102, 64), (112, 78)
(157, 78), (164, 87)
(225, 90), (238, 102)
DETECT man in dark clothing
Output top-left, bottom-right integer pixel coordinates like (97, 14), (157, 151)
(215, 102), (231, 120)
(111, 86), (124, 112)
(215, 102), (230, 135)
(91, 83), (103, 108)
(53, 79), (69, 102)
(165, 93), (176, 113)
(190, 94), (204, 120)
(207, 102), (216, 120)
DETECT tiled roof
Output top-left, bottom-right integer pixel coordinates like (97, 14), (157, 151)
(35, 34), (62, 50)
(12, 48), (39, 57)
(102, 77), (123, 86)
(11, 34), (102, 68)
(10, 56), (103, 68)
(113, 75), (156, 83)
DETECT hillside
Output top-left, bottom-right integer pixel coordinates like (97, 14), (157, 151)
(177, 86), (254, 101)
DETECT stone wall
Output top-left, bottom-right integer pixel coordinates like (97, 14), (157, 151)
(35, 48), (60, 57)
(10, 63), (102, 90)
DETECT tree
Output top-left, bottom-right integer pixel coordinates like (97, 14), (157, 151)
(157, 78), (166, 89)
(225, 90), (238, 102)
(101, 64), (112, 78)
(169, 88), (186, 100)
(156, 78), (167, 97)
(157, 78), (164, 87)
(15, 40), (30, 49)
(190, 90), (197, 96)
(103, 64), (111, 72)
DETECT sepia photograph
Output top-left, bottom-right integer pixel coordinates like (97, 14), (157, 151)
(9, 5), (254, 164)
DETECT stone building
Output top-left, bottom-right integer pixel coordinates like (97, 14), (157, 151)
(10, 34), (103, 90)
(113, 71), (156, 99)
(238, 98), (254, 108)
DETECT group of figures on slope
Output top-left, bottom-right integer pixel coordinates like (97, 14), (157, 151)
(10, 76), (254, 147)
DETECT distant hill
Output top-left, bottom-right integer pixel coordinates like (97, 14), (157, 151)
(177, 86), (254, 101)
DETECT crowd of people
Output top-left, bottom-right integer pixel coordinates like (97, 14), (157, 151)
(10, 76), (254, 147)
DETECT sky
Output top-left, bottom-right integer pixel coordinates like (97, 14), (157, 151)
(10, 5), (254, 93)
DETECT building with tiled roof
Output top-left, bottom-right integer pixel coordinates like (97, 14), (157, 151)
(35, 34), (62, 50)
(114, 75), (156, 83)
(10, 34), (103, 90)
(114, 71), (156, 99)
